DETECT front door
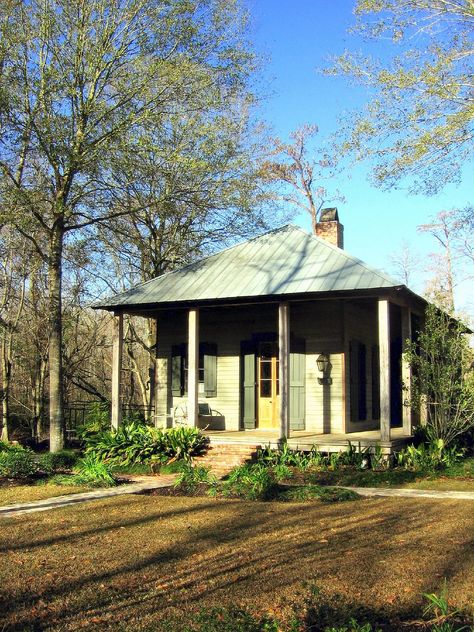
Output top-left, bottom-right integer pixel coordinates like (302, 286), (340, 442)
(258, 342), (279, 428)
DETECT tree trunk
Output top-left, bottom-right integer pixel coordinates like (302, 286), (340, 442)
(48, 224), (65, 452)
(1, 339), (10, 442)
(34, 357), (47, 441)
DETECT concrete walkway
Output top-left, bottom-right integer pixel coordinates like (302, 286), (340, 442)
(346, 486), (474, 501)
(1, 479), (473, 518)
(0, 475), (176, 518)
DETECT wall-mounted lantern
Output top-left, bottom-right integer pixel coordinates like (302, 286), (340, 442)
(317, 353), (332, 386)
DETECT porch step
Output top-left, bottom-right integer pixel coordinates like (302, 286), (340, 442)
(193, 442), (261, 477)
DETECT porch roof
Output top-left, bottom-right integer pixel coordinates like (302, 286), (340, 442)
(94, 224), (412, 311)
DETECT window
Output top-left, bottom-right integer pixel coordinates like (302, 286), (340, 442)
(171, 342), (217, 398)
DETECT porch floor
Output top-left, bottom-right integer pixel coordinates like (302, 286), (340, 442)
(203, 427), (412, 454)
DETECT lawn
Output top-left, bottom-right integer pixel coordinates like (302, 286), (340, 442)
(1, 494), (473, 631)
(0, 481), (96, 506)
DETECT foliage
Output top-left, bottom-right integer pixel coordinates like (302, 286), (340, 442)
(405, 304), (474, 446)
(84, 422), (208, 466)
(0, 445), (36, 478)
(174, 464), (217, 494)
(329, 0), (474, 193)
(397, 439), (464, 472)
(161, 606), (279, 632)
(220, 463), (277, 501)
(257, 440), (381, 472)
(324, 621), (380, 632)
(62, 456), (117, 488)
(37, 450), (78, 474)
(77, 403), (111, 437)
(0, 0), (266, 452)
(423, 583), (472, 632)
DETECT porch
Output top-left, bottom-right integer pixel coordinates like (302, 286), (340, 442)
(203, 427), (413, 455)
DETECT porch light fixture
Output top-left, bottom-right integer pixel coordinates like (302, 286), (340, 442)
(317, 353), (332, 386)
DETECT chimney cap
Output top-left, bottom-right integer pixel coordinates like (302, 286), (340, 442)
(320, 207), (340, 222)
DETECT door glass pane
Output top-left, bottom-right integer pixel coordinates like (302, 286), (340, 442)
(260, 380), (271, 397)
(260, 361), (272, 380)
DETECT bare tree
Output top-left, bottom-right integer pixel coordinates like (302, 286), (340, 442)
(262, 124), (343, 234)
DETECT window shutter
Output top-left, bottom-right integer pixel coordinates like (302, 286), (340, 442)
(371, 345), (380, 420)
(349, 341), (359, 422)
(171, 344), (184, 397)
(241, 341), (256, 429)
(290, 338), (306, 430)
(350, 340), (367, 421)
(203, 343), (217, 398)
(358, 343), (367, 420)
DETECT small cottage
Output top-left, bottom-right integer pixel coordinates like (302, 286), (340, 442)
(96, 211), (424, 453)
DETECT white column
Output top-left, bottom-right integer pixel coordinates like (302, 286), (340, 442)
(401, 307), (413, 436)
(278, 302), (290, 440)
(111, 313), (123, 430)
(187, 308), (199, 428)
(378, 299), (391, 442)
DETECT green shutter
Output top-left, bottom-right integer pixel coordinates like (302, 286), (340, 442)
(349, 341), (359, 422)
(203, 343), (217, 398)
(290, 338), (306, 430)
(241, 341), (256, 429)
(171, 345), (183, 397)
(350, 340), (367, 422)
(358, 343), (367, 420)
(371, 345), (380, 420)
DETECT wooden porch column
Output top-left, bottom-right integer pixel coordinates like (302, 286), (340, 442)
(187, 308), (199, 428)
(111, 313), (123, 430)
(278, 302), (290, 440)
(378, 299), (391, 442)
(401, 307), (413, 436)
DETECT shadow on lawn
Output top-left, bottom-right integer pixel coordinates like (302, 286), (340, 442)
(2, 496), (473, 631)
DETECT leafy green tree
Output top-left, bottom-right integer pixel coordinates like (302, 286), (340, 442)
(405, 304), (474, 446)
(0, 0), (260, 450)
(331, 0), (474, 193)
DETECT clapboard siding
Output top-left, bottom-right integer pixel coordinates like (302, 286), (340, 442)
(155, 301), (348, 433)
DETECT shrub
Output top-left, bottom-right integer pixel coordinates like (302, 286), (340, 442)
(84, 422), (208, 466)
(60, 455), (117, 487)
(77, 402), (111, 438)
(271, 463), (293, 482)
(0, 447), (37, 478)
(257, 439), (316, 470)
(38, 450), (78, 474)
(405, 303), (474, 447)
(221, 463), (276, 501)
(174, 464), (216, 493)
(397, 439), (464, 471)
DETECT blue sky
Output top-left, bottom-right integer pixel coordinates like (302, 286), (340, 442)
(248, 0), (473, 314)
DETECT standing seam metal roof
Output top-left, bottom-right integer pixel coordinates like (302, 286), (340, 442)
(94, 224), (405, 309)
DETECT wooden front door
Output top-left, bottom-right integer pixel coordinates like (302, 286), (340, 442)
(258, 342), (279, 428)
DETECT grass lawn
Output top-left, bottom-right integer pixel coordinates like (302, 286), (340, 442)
(0, 481), (97, 505)
(303, 456), (474, 492)
(1, 494), (473, 631)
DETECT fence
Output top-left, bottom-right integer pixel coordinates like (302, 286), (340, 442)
(64, 401), (156, 438)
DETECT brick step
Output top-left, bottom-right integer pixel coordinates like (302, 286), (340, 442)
(192, 441), (260, 477)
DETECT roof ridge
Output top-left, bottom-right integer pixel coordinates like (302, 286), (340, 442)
(288, 224), (404, 288)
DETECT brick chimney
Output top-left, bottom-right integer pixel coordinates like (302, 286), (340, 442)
(315, 207), (344, 249)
